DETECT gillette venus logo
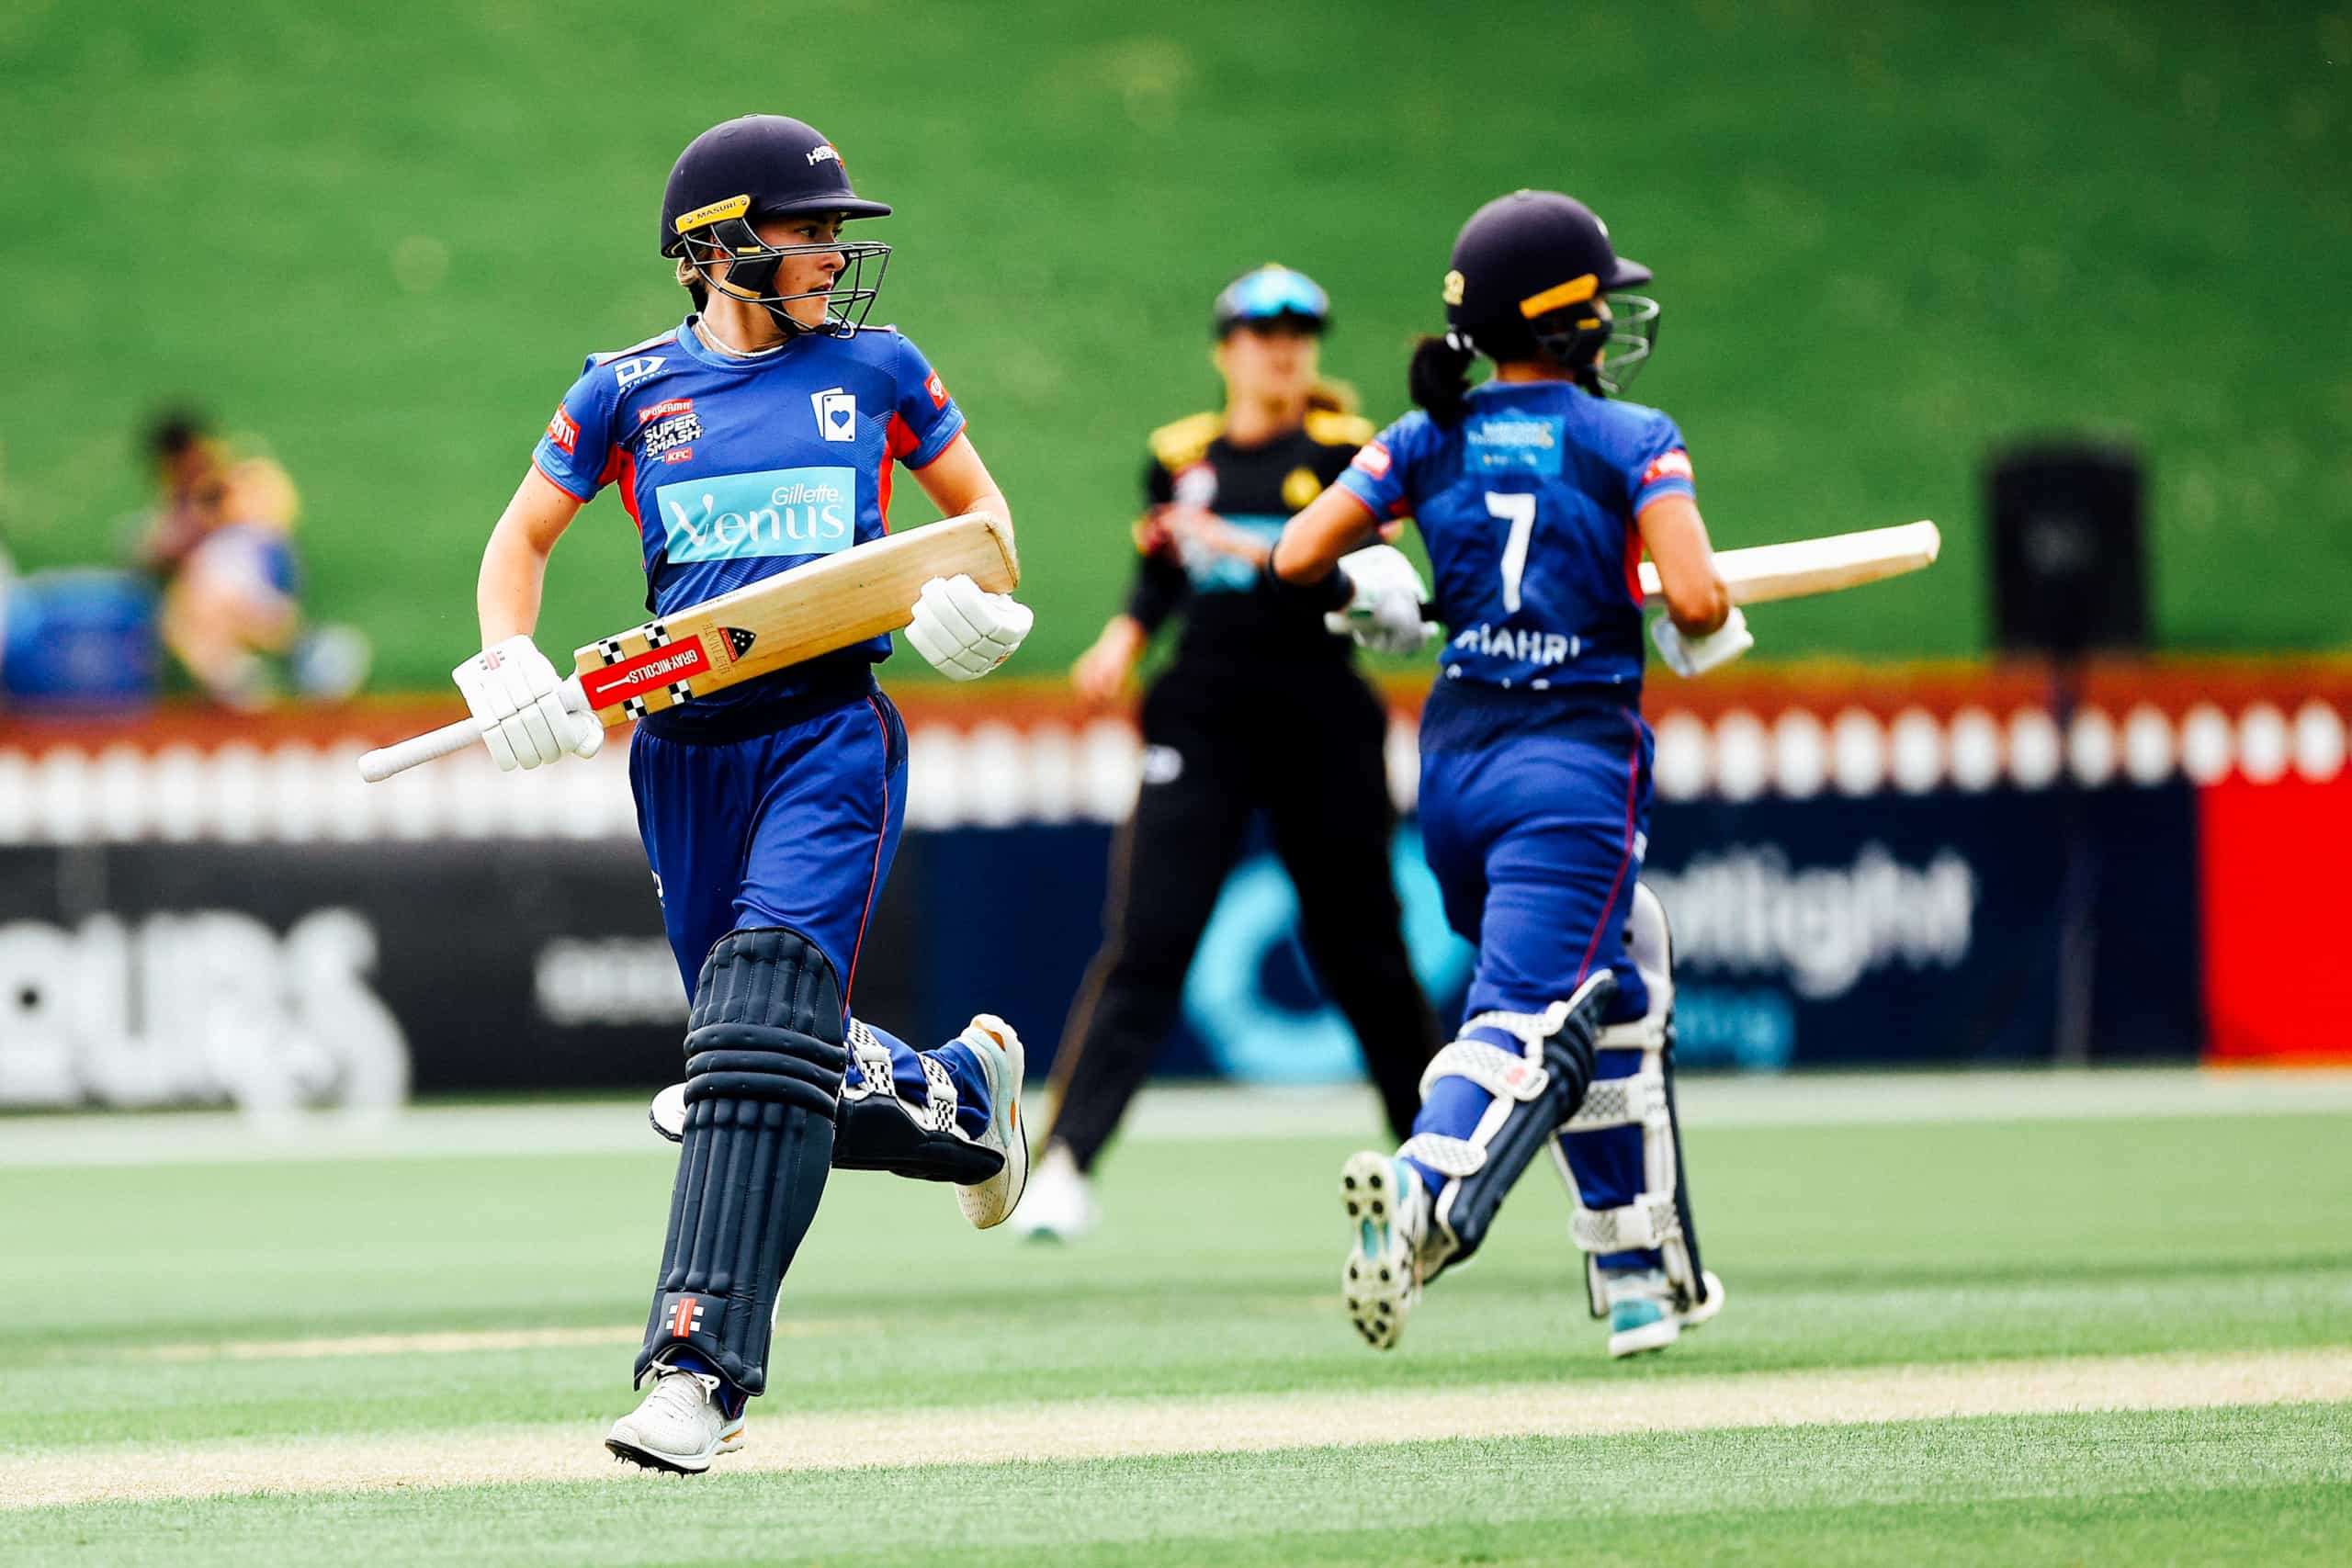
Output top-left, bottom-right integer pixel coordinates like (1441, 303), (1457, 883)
(656, 466), (855, 562)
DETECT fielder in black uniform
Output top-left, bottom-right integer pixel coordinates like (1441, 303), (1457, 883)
(1020, 266), (1442, 1237)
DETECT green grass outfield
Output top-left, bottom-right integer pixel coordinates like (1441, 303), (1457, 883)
(3, 1076), (2349, 1562)
(1, 1), (2346, 687)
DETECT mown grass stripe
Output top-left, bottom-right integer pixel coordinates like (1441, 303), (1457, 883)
(7, 1348), (2346, 1510)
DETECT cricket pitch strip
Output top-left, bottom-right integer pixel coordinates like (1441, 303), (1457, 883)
(7, 1348), (2347, 1510)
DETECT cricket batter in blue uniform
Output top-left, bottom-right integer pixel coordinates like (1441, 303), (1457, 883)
(452, 115), (1036, 1470)
(1268, 191), (1750, 1358)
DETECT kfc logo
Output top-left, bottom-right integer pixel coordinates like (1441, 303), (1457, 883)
(546, 407), (578, 455)
(1351, 442), (1392, 480)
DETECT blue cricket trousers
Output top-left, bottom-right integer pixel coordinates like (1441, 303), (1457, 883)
(628, 688), (981, 1124)
(1413, 701), (1660, 1268)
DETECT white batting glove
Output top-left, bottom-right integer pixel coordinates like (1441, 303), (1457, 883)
(1324, 544), (1433, 656)
(1649, 605), (1755, 678)
(451, 634), (605, 771)
(906, 574), (1034, 682)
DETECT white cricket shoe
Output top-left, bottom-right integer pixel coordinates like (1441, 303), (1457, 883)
(1009, 1141), (1100, 1241)
(605, 1366), (739, 1474)
(955, 1014), (1029, 1230)
(1340, 1150), (1430, 1350)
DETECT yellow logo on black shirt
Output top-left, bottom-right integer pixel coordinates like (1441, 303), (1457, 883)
(1283, 466), (1324, 510)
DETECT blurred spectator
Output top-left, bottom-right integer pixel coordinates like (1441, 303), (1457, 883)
(0, 434), (159, 709)
(135, 409), (368, 706)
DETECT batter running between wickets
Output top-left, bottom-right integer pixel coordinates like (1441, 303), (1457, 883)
(455, 114), (1036, 1472)
(1271, 190), (1739, 1359)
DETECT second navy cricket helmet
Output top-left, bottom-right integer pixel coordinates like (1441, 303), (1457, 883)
(1442, 190), (1660, 393)
(661, 115), (893, 335)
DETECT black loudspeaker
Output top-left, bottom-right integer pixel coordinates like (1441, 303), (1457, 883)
(1987, 443), (2149, 657)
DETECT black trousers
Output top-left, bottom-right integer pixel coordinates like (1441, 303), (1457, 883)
(1046, 664), (1442, 1168)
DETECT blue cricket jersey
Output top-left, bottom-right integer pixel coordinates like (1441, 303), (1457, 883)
(1335, 380), (1694, 714)
(530, 315), (967, 737)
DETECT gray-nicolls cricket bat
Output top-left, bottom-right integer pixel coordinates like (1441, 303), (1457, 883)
(359, 511), (1018, 783)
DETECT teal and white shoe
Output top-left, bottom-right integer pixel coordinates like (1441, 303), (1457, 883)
(1602, 1266), (1727, 1359)
(1340, 1151), (1430, 1350)
(954, 1015), (1029, 1230)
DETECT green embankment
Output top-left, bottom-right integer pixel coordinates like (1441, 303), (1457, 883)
(1, 2), (2346, 688)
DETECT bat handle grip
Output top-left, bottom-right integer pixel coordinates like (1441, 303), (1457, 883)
(357, 716), (482, 783)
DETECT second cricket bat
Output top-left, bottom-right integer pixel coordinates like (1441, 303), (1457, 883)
(1639, 520), (1940, 608)
(360, 511), (1018, 782)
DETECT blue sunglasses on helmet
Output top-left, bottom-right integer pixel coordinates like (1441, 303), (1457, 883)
(1214, 265), (1329, 334)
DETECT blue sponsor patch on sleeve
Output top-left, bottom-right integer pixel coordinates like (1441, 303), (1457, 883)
(1464, 413), (1567, 477)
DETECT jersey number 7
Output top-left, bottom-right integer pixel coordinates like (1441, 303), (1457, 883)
(1487, 491), (1538, 613)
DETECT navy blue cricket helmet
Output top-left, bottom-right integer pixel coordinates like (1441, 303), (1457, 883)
(1442, 190), (1660, 393)
(661, 115), (893, 336)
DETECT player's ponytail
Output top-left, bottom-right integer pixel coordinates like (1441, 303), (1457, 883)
(1408, 332), (1476, 425)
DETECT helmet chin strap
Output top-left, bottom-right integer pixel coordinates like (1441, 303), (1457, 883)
(761, 299), (826, 338)
(692, 260), (823, 349)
